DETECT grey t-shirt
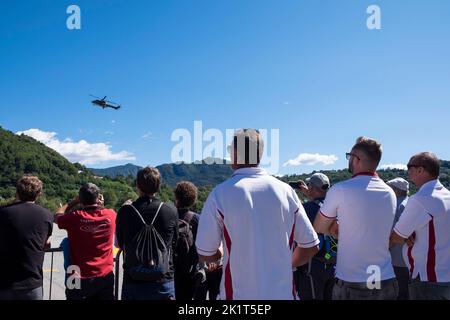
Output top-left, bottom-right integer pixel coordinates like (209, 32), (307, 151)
(390, 196), (409, 268)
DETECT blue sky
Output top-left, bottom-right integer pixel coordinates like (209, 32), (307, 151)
(1, 0), (449, 175)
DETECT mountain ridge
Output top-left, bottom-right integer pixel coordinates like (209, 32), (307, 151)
(89, 157), (233, 187)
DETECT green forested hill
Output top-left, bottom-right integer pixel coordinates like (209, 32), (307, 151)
(90, 163), (143, 179)
(90, 158), (233, 187)
(0, 127), (137, 211)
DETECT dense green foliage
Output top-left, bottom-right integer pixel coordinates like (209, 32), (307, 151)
(90, 164), (142, 179)
(157, 158), (233, 187)
(0, 127), (137, 212)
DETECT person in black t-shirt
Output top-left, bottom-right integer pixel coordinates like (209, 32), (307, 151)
(116, 167), (178, 300)
(0, 176), (53, 300)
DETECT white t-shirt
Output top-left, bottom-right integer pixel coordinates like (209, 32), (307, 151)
(195, 167), (320, 300)
(320, 172), (396, 282)
(394, 179), (450, 282)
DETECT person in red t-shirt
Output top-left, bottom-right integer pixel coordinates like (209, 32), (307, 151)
(55, 183), (116, 300)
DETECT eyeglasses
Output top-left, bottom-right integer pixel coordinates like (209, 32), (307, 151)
(345, 152), (360, 161)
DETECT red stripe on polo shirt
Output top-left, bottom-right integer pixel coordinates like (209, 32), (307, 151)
(289, 215), (296, 250)
(291, 209), (299, 299)
(292, 278), (297, 300)
(319, 211), (335, 219)
(407, 241), (415, 276)
(427, 218), (437, 282)
(218, 209), (234, 300)
(352, 172), (378, 178)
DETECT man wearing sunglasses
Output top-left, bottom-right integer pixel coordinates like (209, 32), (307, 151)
(314, 137), (398, 300)
(390, 152), (450, 300)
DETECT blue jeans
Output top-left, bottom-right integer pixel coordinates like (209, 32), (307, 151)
(121, 280), (175, 300)
(0, 286), (43, 300)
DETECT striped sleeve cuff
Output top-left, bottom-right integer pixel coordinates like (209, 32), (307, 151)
(297, 238), (320, 249)
(319, 210), (336, 219)
(393, 227), (410, 239)
(196, 246), (218, 257)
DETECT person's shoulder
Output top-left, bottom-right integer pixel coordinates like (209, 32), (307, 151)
(101, 207), (117, 217)
(375, 179), (396, 196)
(161, 201), (178, 216)
(29, 203), (53, 219)
(408, 190), (425, 203)
(213, 177), (234, 192)
(327, 180), (347, 192)
(0, 201), (20, 213)
(267, 175), (292, 189)
(409, 189), (433, 207)
(118, 201), (135, 214)
(59, 210), (81, 223)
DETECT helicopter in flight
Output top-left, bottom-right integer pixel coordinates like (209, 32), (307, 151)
(90, 95), (121, 110)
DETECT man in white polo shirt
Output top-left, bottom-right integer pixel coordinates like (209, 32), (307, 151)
(390, 152), (450, 300)
(195, 129), (320, 300)
(314, 136), (398, 300)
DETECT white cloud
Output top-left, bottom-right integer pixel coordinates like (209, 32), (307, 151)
(78, 128), (94, 135)
(142, 132), (153, 139)
(283, 153), (338, 167)
(17, 128), (135, 165)
(379, 164), (407, 170)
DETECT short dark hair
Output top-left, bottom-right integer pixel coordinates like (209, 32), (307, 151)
(174, 181), (198, 209)
(409, 152), (440, 178)
(137, 167), (161, 195)
(352, 136), (382, 166)
(79, 183), (101, 206)
(16, 175), (43, 202)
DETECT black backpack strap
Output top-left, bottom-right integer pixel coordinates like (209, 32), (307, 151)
(127, 204), (147, 226)
(150, 202), (164, 226)
(126, 202), (164, 226)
